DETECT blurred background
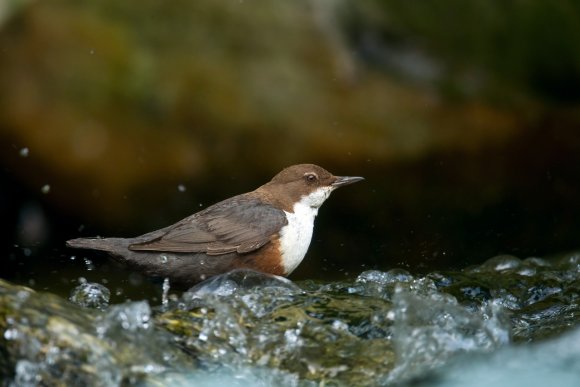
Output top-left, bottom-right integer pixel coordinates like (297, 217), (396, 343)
(1, 0), (580, 295)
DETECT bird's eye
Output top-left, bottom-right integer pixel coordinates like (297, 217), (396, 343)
(304, 173), (318, 183)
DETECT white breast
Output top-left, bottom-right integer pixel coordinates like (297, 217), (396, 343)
(278, 186), (333, 274)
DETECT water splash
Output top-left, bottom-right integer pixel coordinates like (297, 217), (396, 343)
(386, 280), (509, 383)
(69, 281), (110, 310)
(2, 253), (580, 385)
(19, 147), (29, 157)
(161, 278), (171, 309)
(95, 301), (152, 337)
(415, 326), (580, 387)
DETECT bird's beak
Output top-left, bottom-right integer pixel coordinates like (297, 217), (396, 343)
(331, 176), (364, 188)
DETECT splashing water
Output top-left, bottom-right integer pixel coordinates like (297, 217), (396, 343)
(69, 281), (110, 310)
(2, 253), (580, 385)
(161, 278), (171, 309)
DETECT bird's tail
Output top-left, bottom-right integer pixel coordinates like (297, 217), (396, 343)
(66, 237), (130, 254)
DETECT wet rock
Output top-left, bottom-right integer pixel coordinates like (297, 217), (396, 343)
(0, 279), (189, 385)
(434, 253), (580, 342)
(2, 252), (580, 385)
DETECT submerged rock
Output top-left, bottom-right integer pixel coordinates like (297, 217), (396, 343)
(157, 269), (508, 385)
(0, 279), (189, 385)
(437, 253), (580, 342)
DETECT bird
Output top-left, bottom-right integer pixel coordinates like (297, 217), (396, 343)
(66, 164), (363, 286)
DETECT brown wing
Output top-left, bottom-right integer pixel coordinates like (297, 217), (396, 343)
(129, 195), (287, 255)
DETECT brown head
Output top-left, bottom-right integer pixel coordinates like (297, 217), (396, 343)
(256, 164), (364, 212)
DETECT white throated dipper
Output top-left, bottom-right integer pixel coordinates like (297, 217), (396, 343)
(66, 164), (363, 285)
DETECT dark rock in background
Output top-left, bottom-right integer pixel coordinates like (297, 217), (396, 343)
(1, 0), (579, 287)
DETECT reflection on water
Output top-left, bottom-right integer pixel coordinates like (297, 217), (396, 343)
(2, 253), (579, 385)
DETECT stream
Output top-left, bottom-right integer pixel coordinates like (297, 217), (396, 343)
(2, 253), (579, 386)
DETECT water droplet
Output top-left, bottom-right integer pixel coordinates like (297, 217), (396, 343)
(4, 328), (19, 340)
(41, 184), (50, 194)
(97, 301), (152, 334)
(19, 147), (29, 157)
(162, 278), (171, 308)
(331, 320), (349, 331)
(84, 258), (95, 271)
(177, 184), (186, 192)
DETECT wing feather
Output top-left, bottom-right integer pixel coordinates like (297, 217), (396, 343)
(129, 195), (286, 255)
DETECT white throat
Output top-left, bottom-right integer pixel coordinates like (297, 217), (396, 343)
(278, 186), (334, 274)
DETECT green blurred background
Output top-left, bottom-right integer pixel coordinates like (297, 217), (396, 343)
(1, 0), (580, 289)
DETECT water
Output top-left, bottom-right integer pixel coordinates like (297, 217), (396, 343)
(1, 253), (580, 385)
(415, 327), (580, 387)
(69, 280), (111, 310)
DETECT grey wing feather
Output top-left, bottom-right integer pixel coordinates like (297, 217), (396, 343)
(129, 195), (286, 255)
